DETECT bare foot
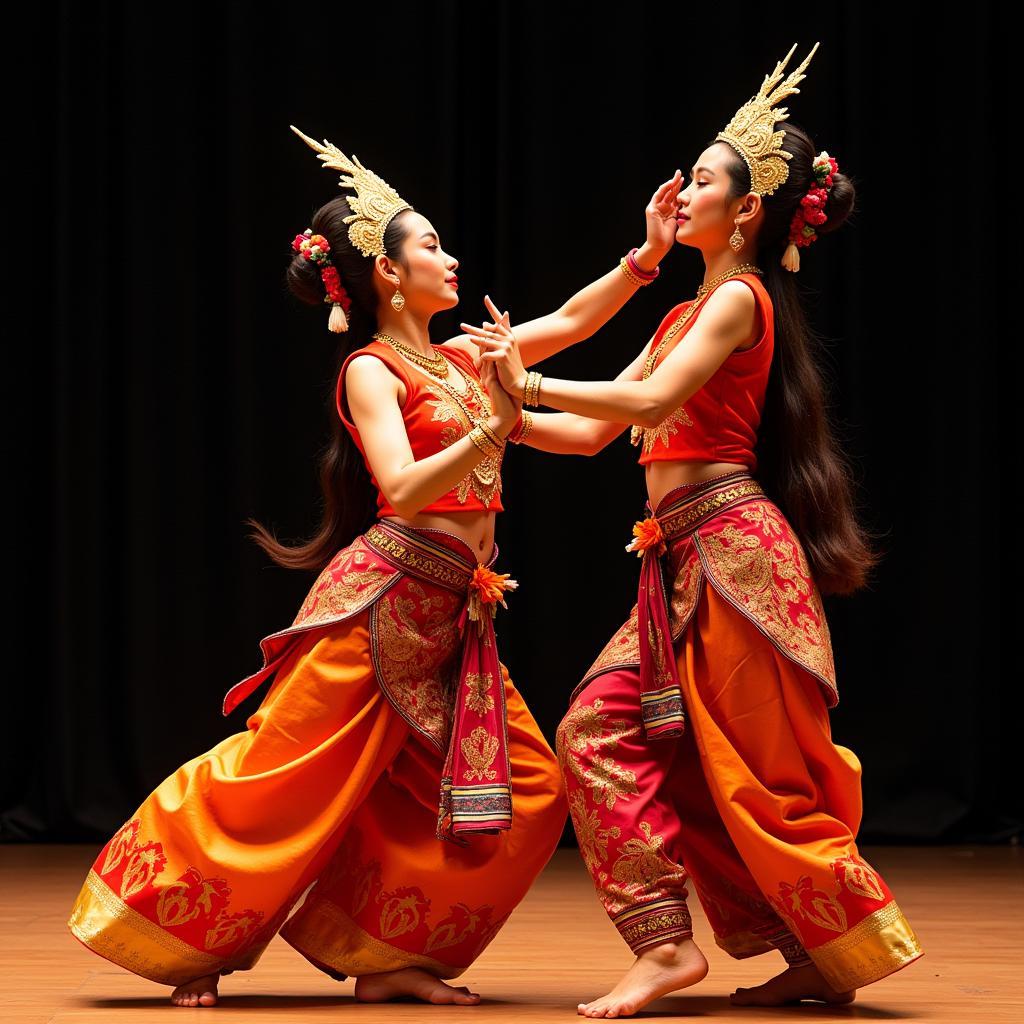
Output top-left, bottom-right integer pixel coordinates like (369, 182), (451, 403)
(577, 938), (709, 1018)
(170, 972), (219, 1007)
(730, 963), (856, 1006)
(354, 967), (481, 1005)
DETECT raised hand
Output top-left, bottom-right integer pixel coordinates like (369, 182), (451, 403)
(461, 296), (526, 398)
(645, 169), (684, 252)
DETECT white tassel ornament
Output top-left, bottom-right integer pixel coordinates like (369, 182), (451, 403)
(328, 302), (349, 333)
(781, 243), (801, 273)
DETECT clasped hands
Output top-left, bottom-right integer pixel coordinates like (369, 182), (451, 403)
(460, 295), (527, 399)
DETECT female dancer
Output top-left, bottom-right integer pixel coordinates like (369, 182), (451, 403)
(66, 127), (578, 1008)
(466, 43), (923, 1017)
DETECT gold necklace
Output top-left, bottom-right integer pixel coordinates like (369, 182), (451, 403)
(630, 264), (762, 446)
(374, 331), (450, 380)
(375, 332), (500, 500)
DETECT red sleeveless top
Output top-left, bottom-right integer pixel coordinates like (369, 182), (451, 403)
(336, 339), (512, 517)
(636, 273), (773, 473)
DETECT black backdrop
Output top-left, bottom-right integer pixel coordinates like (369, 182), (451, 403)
(8, 3), (1014, 846)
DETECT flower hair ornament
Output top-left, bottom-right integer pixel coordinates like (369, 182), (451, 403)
(781, 151), (840, 272)
(291, 228), (352, 333)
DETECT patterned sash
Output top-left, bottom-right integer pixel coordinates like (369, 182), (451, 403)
(222, 520), (515, 844)
(631, 471), (766, 738)
(363, 523), (515, 844)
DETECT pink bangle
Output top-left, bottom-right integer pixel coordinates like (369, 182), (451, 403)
(626, 247), (660, 281)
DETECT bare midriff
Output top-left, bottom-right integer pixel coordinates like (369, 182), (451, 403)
(382, 510), (497, 562)
(645, 459), (750, 514)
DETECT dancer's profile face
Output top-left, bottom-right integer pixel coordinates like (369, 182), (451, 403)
(388, 211), (460, 314)
(674, 143), (755, 252)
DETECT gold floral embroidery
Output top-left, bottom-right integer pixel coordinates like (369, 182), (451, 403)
(610, 822), (683, 889)
(424, 383), (503, 508)
(770, 876), (848, 934)
(668, 551), (702, 633)
(293, 540), (395, 626)
(642, 405), (694, 454)
(372, 580), (461, 749)
(833, 854), (886, 902)
(90, 817), (264, 956)
(568, 791), (621, 872)
(425, 903), (494, 953)
(697, 500), (836, 692)
(205, 910), (263, 951)
(121, 843), (167, 900)
(583, 757), (641, 811)
(556, 698), (640, 810)
(739, 503), (785, 537)
(101, 820), (141, 876)
(156, 868), (232, 928)
(461, 726), (499, 781)
(464, 672), (495, 715)
(377, 886), (431, 940)
(597, 822), (688, 916)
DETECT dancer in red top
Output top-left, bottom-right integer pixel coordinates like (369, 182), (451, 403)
(68, 128), (578, 1009)
(465, 43), (922, 1017)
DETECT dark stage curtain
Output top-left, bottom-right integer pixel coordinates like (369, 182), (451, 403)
(8, 3), (1013, 846)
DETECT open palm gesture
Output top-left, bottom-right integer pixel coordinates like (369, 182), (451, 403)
(645, 169), (684, 251)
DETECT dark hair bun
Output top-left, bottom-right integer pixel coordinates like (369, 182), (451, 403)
(286, 252), (325, 308)
(816, 171), (855, 236)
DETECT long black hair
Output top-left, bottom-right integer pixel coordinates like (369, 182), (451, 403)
(244, 199), (413, 571)
(718, 122), (880, 595)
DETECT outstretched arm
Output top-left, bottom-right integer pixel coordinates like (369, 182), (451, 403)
(346, 356), (518, 518)
(458, 171), (683, 368)
(514, 337), (654, 455)
(476, 281), (757, 426)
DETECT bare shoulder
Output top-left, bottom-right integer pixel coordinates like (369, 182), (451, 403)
(709, 278), (758, 313)
(345, 353), (402, 401)
(700, 280), (757, 334)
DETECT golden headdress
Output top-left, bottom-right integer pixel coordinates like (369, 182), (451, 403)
(289, 125), (412, 258)
(715, 42), (820, 197)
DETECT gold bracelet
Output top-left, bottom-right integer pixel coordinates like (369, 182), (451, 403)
(509, 410), (534, 444)
(523, 370), (543, 407)
(468, 425), (501, 457)
(477, 421), (505, 451)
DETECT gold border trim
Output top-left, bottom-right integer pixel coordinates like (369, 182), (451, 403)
(280, 895), (466, 980)
(809, 900), (923, 990)
(659, 479), (765, 540)
(68, 869), (226, 986)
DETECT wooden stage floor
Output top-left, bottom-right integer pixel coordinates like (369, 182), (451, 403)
(1, 844), (1020, 1022)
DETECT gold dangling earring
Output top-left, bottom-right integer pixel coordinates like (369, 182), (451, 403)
(729, 222), (745, 253)
(390, 288), (406, 312)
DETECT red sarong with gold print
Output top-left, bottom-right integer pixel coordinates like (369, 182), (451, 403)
(560, 470), (922, 992)
(575, 470), (837, 717)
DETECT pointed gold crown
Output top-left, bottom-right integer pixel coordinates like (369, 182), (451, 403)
(289, 125), (413, 258)
(715, 42), (820, 197)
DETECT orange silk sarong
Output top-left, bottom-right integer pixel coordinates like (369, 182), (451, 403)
(68, 524), (566, 986)
(559, 471), (922, 991)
